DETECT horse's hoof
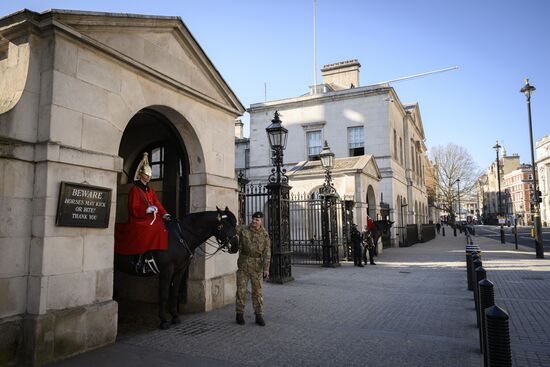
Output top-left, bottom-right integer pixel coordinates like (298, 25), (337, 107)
(159, 321), (171, 330)
(171, 316), (181, 325)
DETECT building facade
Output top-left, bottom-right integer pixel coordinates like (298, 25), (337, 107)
(477, 148), (520, 224)
(243, 60), (429, 246)
(0, 9), (243, 365)
(536, 135), (550, 227)
(503, 164), (534, 225)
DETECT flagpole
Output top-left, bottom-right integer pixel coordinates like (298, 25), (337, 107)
(313, 0), (317, 94)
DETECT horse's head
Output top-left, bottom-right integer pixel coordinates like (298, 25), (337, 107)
(375, 220), (394, 234)
(215, 206), (239, 253)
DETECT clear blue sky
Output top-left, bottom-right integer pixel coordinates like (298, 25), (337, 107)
(2, 1), (549, 170)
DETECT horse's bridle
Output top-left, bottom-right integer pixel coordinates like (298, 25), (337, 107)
(214, 213), (238, 251)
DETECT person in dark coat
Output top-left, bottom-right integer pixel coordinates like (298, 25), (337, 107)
(350, 224), (364, 267)
(436, 222), (441, 234)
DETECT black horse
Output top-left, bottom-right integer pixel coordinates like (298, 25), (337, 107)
(363, 220), (393, 262)
(114, 207), (239, 329)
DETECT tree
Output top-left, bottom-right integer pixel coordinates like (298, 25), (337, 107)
(430, 144), (481, 222)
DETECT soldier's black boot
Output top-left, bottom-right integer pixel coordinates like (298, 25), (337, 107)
(236, 313), (245, 325)
(255, 314), (265, 326)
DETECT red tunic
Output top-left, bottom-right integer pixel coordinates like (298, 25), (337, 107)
(367, 217), (375, 231)
(114, 183), (168, 255)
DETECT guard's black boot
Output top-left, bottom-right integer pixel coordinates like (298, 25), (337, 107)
(358, 264), (364, 267)
(236, 313), (245, 325)
(255, 314), (265, 326)
(370, 261), (377, 265)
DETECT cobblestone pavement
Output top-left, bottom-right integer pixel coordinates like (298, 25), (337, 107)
(469, 234), (550, 367)
(50, 229), (549, 367)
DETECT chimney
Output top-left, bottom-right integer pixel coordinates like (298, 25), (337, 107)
(235, 119), (244, 139)
(321, 59), (361, 90)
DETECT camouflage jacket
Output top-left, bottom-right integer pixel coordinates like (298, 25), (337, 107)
(236, 225), (271, 273)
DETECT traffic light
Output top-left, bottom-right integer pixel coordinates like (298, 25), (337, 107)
(531, 190), (543, 203)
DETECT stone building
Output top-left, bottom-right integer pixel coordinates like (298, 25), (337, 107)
(477, 146), (520, 224)
(0, 9), (243, 365)
(242, 60), (430, 246)
(503, 164), (534, 225)
(536, 135), (550, 227)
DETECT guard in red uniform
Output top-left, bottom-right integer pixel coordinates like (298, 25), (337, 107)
(115, 152), (171, 255)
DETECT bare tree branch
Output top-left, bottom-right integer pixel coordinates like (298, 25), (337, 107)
(430, 143), (482, 219)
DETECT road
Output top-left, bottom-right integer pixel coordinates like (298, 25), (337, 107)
(472, 225), (550, 250)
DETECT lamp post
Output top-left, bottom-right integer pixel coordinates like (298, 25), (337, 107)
(319, 140), (339, 267)
(520, 79), (544, 258)
(493, 141), (505, 244)
(265, 111), (294, 283)
(456, 178), (462, 235)
(400, 200), (408, 246)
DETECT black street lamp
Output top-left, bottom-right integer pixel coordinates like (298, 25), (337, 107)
(520, 79), (544, 258)
(493, 141), (505, 244)
(319, 141), (339, 267)
(400, 200), (408, 246)
(265, 111), (294, 283)
(456, 178), (461, 224)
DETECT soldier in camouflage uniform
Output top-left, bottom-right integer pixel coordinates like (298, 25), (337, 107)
(235, 211), (271, 326)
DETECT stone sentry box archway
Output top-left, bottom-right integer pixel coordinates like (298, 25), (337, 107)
(0, 9), (244, 366)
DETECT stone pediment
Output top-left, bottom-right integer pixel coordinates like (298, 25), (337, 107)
(46, 10), (244, 114)
(288, 155), (381, 180)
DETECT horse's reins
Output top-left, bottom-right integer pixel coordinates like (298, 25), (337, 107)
(170, 215), (235, 260)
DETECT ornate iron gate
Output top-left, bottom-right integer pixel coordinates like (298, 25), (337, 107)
(238, 183), (351, 266)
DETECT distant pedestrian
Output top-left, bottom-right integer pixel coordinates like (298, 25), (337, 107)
(362, 216), (377, 265)
(436, 222), (441, 234)
(235, 211), (271, 326)
(350, 224), (364, 267)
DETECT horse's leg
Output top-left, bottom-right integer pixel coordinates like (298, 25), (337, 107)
(169, 264), (187, 324)
(158, 264), (174, 330)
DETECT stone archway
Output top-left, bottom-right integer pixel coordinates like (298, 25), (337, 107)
(114, 107), (191, 335)
(366, 185), (376, 219)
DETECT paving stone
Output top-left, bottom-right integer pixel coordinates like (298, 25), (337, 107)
(50, 228), (550, 367)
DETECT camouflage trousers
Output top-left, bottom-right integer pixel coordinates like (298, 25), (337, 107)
(235, 269), (264, 314)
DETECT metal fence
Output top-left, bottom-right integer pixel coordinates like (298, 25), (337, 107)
(420, 224), (436, 242)
(238, 184), (351, 266)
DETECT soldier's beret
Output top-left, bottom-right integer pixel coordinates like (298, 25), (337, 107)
(252, 211), (264, 219)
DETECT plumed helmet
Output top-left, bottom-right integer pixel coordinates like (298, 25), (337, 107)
(134, 152), (153, 181)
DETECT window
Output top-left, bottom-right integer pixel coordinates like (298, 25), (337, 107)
(399, 137), (403, 164)
(306, 130), (322, 160)
(393, 129), (398, 159)
(411, 145), (415, 172)
(150, 146), (164, 180)
(348, 126), (364, 156)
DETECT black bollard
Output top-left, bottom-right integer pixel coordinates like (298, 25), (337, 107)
(468, 252), (480, 291)
(466, 246), (479, 290)
(475, 266), (487, 328)
(466, 249), (475, 290)
(442, 227), (445, 236)
(485, 305), (512, 367)
(479, 279), (495, 365)
(471, 258), (482, 294)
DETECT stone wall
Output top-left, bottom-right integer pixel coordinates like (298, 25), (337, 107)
(0, 10), (244, 366)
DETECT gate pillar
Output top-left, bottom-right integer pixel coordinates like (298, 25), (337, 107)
(321, 191), (340, 267)
(266, 181), (294, 283)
